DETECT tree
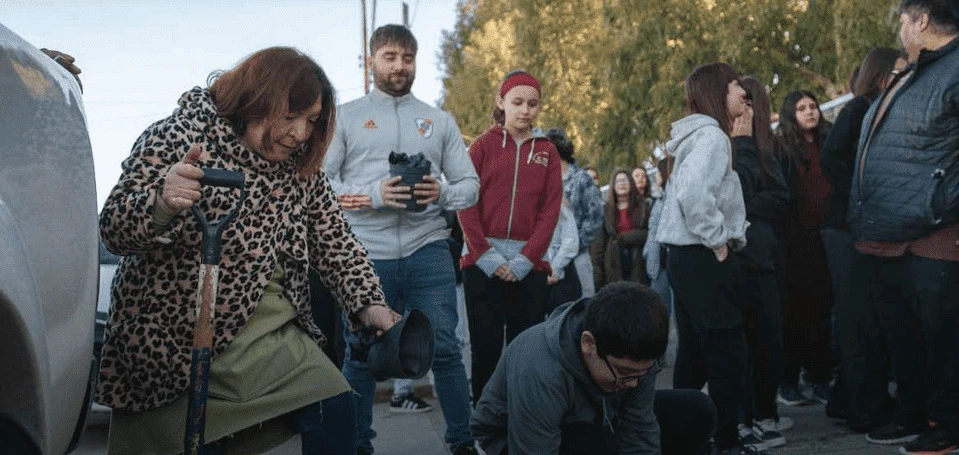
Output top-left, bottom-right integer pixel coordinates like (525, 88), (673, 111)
(439, 0), (900, 175)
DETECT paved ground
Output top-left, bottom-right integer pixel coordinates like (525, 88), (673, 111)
(76, 369), (902, 454)
(74, 311), (900, 454)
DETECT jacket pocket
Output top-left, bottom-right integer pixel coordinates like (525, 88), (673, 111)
(928, 168), (946, 225)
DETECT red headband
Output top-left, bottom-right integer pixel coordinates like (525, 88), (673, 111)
(499, 72), (541, 98)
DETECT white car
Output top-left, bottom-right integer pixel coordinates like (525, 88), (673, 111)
(0, 23), (99, 454)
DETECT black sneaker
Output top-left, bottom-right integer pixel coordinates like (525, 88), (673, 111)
(389, 392), (433, 413)
(710, 445), (766, 455)
(777, 384), (811, 406)
(738, 425), (769, 452)
(452, 442), (480, 455)
(866, 422), (924, 445)
(810, 382), (831, 404)
(898, 427), (959, 455)
(752, 425), (786, 448)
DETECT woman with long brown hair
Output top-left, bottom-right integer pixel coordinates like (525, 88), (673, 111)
(656, 62), (752, 455)
(734, 76), (792, 447)
(591, 169), (651, 289)
(775, 90), (835, 408)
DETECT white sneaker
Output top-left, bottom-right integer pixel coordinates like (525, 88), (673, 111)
(756, 416), (795, 432)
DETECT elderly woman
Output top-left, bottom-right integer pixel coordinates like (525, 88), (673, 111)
(97, 47), (398, 454)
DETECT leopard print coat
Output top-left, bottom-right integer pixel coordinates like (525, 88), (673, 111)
(96, 87), (386, 412)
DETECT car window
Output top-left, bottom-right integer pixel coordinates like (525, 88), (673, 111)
(98, 239), (121, 265)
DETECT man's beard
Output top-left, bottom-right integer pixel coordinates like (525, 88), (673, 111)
(374, 70), (414, 96)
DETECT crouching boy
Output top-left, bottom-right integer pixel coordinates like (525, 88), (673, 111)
(471, 281), (716, 454)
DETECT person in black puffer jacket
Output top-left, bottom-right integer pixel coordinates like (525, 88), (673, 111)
(848, 2), (959, 452)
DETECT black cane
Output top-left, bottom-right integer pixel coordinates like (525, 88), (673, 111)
(183, 168), (246, 455)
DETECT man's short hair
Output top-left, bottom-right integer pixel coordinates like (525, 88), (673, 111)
(899, 0), (959, 33)
(584, 282), (668, 361)
(370, 24), (418, 56)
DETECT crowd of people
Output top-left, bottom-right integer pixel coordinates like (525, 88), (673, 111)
(90, 0), (958, 454)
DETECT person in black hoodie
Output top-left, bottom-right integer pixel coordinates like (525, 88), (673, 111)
(819, 47), (904, 431)
(733, 77), (792, 448)
(774, 90), (834, 407)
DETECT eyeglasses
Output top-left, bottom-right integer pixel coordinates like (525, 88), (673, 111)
(603, 357), (662, 386)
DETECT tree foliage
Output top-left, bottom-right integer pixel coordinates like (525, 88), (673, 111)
(439, 0), (900, 177)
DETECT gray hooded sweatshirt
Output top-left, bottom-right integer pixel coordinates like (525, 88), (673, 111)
(471, 300), (661, 455)
(655, 114), (747, 251)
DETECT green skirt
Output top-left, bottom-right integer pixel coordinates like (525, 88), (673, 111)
(108, 267), (351, 455)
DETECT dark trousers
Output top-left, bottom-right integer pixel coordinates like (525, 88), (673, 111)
(309, 269), (345, 368)
(739, 268), (784, 423)
(826, 229), (893, 428)
(545, 262), (582, 316)
(782, 227), (834, 384)
(863, 253), (959, 432)
(464, 266), (548, 402)
(667, 246), (746, 450)
(499, 389), (716, 455)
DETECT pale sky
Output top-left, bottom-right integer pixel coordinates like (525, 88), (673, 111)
(1, 0), (457, 208)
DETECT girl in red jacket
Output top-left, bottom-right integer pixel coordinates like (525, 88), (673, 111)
(458, 70), (563, 401)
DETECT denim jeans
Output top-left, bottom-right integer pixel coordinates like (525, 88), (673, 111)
(341, 241), (472, 453)
(393, 283), (471, 395)
(648, 267), (674, 321)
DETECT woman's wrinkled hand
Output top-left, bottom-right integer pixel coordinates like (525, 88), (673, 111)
(360, 304), (402, 336)
(156, 145), (204, 217)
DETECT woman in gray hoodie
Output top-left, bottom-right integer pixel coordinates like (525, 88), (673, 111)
(655, 62), (751, 455)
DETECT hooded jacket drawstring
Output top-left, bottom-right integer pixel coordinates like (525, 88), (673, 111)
(601, 397), (615, 434)
(527, 138), (536, 164)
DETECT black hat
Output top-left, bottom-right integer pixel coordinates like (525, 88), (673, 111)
(351, 309), (435, 381)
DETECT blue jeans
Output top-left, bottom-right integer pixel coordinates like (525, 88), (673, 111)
(394, 283), (471, 396)
(341, 241), (472, 453)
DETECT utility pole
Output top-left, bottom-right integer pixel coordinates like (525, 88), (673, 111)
(362, 0), (370, 94)
(402, 2), (409, 27)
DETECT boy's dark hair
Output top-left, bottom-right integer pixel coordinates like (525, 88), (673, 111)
(900, 0), (959, 33)
(370, 24), (418, 56)
(544, 127), (575, 163)
(584, 282), (668, 361)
